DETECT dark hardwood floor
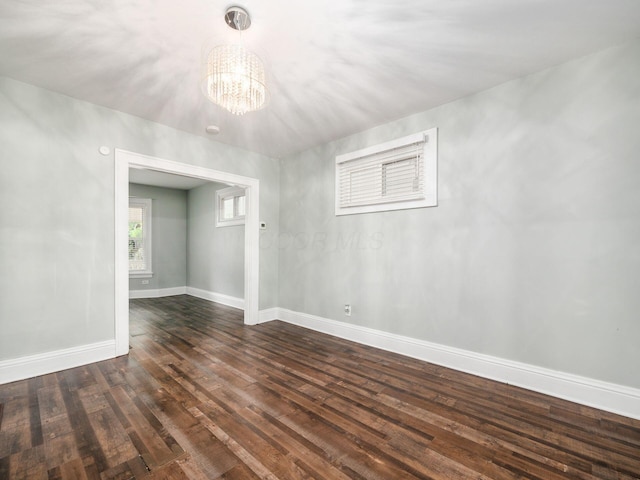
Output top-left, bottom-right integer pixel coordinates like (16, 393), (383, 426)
(1, 295), (639, 479)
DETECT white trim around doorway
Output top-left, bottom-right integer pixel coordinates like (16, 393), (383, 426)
(114, 149), (260, 356)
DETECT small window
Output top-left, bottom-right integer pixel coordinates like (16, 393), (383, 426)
(216, 186), (246, 227)
(335, 128), (437, 216)
(129, 198), (152, 277)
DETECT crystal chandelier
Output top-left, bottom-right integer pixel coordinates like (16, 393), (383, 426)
(202, 7), (267, 115)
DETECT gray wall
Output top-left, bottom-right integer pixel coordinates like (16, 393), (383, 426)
(187, 182), (245, 299)
(0, 75), (280, 361)
(278, 40), (640, 389)
(129, 183), (187, 291)
(2, 37), (638, 394)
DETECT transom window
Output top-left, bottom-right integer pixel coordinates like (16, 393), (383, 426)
(216, 186), (246, 227)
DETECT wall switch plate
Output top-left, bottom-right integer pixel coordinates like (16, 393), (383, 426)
(344, 304), (351, 316)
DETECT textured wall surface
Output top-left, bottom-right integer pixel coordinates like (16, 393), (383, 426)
(128, 183), (187, 291)
(187, 182), (245, 299)
(278, 41), (640, 389)
(0, 76), (280, 361)
(2, 38), (638, 392)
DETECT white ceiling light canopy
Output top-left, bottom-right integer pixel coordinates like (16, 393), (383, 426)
(201, 5), (268, 116)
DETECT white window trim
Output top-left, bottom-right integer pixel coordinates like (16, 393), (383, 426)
(335, 128), (437, 216)
(129, 197), (153, 277)
(216, 186), (246, 227)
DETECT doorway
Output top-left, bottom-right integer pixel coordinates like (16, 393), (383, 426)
(114, 149), (260, 356)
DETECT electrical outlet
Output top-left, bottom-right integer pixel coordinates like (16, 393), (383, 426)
(344, 304), (351, 316)
(141, 279), (149, 285)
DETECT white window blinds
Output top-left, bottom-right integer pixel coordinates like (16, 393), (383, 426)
(335, 129), (437, 215)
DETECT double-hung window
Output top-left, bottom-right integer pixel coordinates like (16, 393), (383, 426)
(216, 186), (246, 227)
(335, 128), (437, 215)
(129, 197), (152, 277)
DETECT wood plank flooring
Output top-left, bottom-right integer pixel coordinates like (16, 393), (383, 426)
(1, 295), (639, 479)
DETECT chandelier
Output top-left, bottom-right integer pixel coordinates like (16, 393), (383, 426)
(202, 6), (267, 115)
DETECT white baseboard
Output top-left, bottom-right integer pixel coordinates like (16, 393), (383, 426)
(277, 308), (640, 420)
(129, 286), (187, 299)
(5, 299), (638, 420)
(0, 288), (241, 385)
(258, 307), (280, 324)
(186, 287), (244, 310)
(129, 287), (243, 311)
(0, 340), (116, 385)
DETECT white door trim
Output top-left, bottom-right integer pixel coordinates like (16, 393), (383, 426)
(114, 149), (260, 356)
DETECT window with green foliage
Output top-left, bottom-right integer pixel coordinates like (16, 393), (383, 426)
(129, 198), (152, 276)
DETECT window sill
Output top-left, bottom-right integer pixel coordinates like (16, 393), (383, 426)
(130, 272), (153, 279)
(216, 219), (245, 228)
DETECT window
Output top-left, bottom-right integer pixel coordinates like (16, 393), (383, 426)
(216, 186), (246, 227)
(335, 128), (437, 215)
(129, 198), (152, 277)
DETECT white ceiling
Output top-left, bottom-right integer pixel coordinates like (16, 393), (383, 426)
(1, 1), (639, 158)
(129, 167), (215, 190)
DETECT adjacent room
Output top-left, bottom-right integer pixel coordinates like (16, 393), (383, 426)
(127, 172), (247, 309)
(1, 1), (639, 478)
